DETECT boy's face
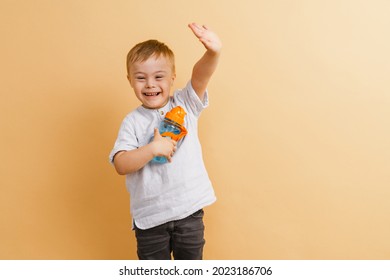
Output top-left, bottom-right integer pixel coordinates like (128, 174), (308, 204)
(128, 55), (176, 109)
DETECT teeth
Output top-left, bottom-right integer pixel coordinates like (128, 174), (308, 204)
(144, 92), (159, 96)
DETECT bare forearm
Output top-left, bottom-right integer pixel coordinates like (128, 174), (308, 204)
(191, 51), (220, 98)
(113, 144), (155, 175)
(113, 128), (177, 175)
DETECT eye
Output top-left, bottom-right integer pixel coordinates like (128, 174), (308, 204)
(136, 76), (145, 80)
(155, 75), (164, 80)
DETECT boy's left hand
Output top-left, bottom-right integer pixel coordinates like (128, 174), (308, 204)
(188, 23), (222, 54)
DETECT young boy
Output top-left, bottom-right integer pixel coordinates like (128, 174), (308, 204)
(109, 23), (221, 260)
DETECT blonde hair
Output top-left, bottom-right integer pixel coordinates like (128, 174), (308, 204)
(126, 39), (175, 74)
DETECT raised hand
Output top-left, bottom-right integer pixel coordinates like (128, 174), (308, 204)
(188, 23), (222, 54)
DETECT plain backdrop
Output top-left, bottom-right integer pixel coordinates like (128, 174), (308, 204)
(1, 0), (389, 259)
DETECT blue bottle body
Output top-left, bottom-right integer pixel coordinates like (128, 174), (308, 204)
(151, 119), (182, 163)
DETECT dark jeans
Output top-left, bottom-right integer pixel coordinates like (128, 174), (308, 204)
(134, 209), (205, 260)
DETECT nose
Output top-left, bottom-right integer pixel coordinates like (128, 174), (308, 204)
(145, 78), (155, 88)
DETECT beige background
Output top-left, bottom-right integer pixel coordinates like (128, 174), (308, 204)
(1, 0), (389, 259)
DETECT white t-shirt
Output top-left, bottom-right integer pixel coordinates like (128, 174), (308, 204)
(109, 81), (216, 229)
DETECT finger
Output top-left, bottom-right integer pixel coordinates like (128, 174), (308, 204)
(188, 23), (204, 37)
(188, 23), (196, 32)
(189, 22), (202, 30)
(168, 139), (177, 147)
(199, 37), (210, 45)
(154, 128), (160, 137)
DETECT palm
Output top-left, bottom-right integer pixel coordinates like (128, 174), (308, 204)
(188, 23), (222, 54)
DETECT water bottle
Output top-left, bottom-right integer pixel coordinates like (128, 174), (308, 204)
(151, 106), (188, 163)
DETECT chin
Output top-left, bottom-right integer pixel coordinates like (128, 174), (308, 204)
(143, 101), (168, 110)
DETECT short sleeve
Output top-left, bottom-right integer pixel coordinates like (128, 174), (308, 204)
(173, 81), (209, 118)
(108, 115), (139, 164)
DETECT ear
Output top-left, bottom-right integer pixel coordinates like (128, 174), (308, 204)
(171, 73), (176, 86)
(127, 74), (134, 88)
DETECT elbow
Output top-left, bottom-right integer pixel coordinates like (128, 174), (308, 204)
(114, 162), (130, 175)
(115, 166), (127, 176)
(114, 160), (137, 175)
(113, 152), (128, 175)
(112, 150), (144, 175)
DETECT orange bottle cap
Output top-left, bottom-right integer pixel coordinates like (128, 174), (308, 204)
(165, 106), (187, 126)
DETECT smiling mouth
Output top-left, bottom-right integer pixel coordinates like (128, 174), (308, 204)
(143, 92), (160, 96)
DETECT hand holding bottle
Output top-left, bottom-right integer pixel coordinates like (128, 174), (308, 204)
(151, 128), (177, 162)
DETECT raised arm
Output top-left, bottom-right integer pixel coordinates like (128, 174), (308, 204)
(188, 23), (222, 101)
